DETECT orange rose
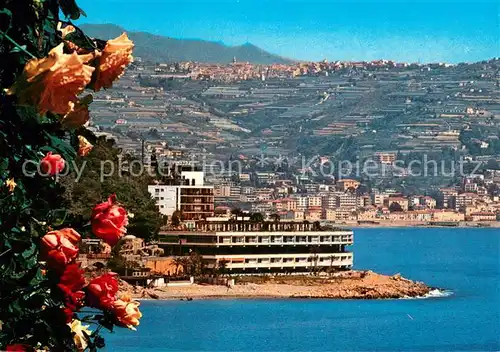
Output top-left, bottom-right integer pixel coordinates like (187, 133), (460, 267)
(41, 228), (81, 270)
(7, 43), (95, 115)
(57, 22), (76, 39)
(91, 195), (128, 246)
(40, 152), (65, 176)
(62, 100), (90, 129)
(78, 136), (93, 157)
(5, 178), (16, 192)
(112, 294), (142, 330)
(93, 33), (134, 91)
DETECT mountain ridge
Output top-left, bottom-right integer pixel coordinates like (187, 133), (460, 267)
(79, 23), (293, 65)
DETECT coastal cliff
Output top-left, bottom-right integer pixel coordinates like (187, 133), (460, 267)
(120, 271), (432, 300)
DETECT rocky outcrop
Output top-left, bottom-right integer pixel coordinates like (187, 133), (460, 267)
(289, 271), (430, 299)
(121, 271), (433, 300)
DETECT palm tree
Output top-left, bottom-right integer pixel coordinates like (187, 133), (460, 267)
(216, 259), (228, 277)
(313, 221), (321, 231)
(172, 257), (185, 276)
(309, 246), (319, 276)
(329, 255), (336, 276)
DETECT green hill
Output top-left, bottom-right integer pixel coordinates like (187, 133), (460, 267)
(79, 24), (293, 65)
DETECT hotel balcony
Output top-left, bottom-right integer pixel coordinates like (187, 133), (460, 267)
(216, 232), (353, 246)
(204, 252), (354, 271)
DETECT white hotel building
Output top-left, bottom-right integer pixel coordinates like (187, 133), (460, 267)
(159, 219), (353, 274)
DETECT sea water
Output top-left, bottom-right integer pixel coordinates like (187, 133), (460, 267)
(104, 228), (500, 351)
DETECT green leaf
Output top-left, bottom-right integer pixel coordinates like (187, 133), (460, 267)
(49, 208), (68, 227)
(43, 131), (77, 163)
(58, 0), (86, 20)
(0, 8), (13, 32)
(11, 45), (29, 54)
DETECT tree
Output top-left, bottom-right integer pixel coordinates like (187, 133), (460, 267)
(250, 212), (264, 223)
(216, 259), (229, 277)
(172, 257), (185, 276)
(188, 251), (205, 277)
(313, 221), (321, 231)
(309, 246), (320, 276)
(270, 213), (281, 222)
(389, 202), (403, 212)
(171, 210), (182, 227)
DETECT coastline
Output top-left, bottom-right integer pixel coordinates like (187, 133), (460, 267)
(332, 221), (500, 228)
(122, 270), (435, 301)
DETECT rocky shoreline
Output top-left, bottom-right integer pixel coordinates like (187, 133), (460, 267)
(120, 270), (434, 300)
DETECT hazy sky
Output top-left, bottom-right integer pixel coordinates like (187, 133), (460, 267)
(77, 0), (499, 63)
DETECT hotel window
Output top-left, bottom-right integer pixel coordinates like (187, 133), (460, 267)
(155, 189), (160, 194)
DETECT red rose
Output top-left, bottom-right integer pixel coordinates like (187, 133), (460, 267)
(41, 228), (81, 270)
(5, 344), (30, 351)
(91, 195), (128, 246)
(86, 273), (119, 310)
(40, 152), (65, 176)
(58, 263), (86, 322)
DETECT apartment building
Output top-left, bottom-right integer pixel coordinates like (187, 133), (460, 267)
(438, 188), (459, 209)
(158, 219), (354, 274)
(375, 152), (397, 165)
(307, 196), (322, 208)
(148, 168), (214, 221)
(336, 192), (358, 209)
(455, 193), (479, 211)
(388, 196), (409, 211)
(295, 196), (308, 211)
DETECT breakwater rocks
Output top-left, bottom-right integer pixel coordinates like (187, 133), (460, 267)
(121, 270), (434, 300)
(288, 271), (431, 299)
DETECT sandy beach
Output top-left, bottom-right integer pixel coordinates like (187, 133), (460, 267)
(122, 271), (433, 300)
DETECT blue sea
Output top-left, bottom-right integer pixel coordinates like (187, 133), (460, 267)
(104, 228), (500, 351)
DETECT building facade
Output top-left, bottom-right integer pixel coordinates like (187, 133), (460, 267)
(149, 168), (215, 220)
(158, 220), (354, 274)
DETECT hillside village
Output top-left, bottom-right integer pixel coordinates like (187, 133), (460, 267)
(87, 57), (500, 227)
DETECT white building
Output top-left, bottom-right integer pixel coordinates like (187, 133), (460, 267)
(148, 170), (214, 220)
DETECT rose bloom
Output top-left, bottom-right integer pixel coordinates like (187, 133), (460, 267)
(40, 152), (65, 176)
(5, 178), (16, 192)
(113, 294), (142, 330)
(91, 194), (128, 246)
(6, 43), (95, 115)
(93, 33), (134, 91)
(69, 319), (92, 352)
(77, 136), (93, 157)
(62, 101), (90, 129)
(57, 22), (76, 39)
(5, 345), (30, 352)
(86, 273), (119, 310)
(41, 228), (81, 270)
(58, 264), (86, 323)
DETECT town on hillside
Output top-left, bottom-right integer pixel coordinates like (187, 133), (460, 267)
(80, 56), (500, 283)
